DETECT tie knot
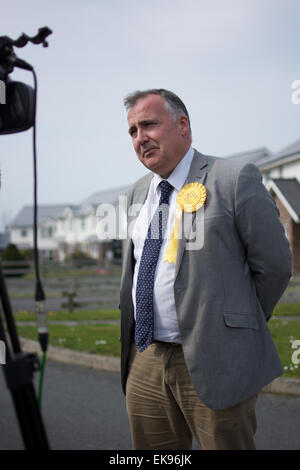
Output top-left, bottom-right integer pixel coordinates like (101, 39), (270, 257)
(159, 180), (173, 204)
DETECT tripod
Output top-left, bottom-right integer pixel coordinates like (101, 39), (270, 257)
(0, 26), (53, 450)
(0, 259), (49, 449)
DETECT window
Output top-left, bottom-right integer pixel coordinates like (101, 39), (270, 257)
(21, 229), (27, 237)
(40, 227), (53, 238)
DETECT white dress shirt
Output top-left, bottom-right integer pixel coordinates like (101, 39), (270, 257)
(131, 146), (195, 343)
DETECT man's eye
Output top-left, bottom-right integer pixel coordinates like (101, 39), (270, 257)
(129, 129), (137, 137)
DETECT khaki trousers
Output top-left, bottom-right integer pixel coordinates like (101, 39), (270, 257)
(126, 342), (257, 450)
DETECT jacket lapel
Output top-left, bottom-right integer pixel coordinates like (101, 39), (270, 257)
(175, 151), (208, 280)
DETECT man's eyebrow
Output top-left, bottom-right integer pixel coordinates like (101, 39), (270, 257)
(128, 119), (158, 135)
(130, 119), (156, 129)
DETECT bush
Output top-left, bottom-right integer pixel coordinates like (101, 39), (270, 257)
(70, 250), (92, 260)
(1, 243), (30, 277)
(2, 243), (24, 261)
(20, 248), (34, 261)
(69, 250), (96, 267)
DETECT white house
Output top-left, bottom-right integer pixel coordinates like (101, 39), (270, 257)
(55, 185), (130, 263)
(9, 205), (67, 260)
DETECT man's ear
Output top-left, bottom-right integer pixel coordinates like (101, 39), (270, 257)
(178, 115), (190, 136)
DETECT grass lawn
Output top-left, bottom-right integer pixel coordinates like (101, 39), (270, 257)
(23, 267), (122, 279)
(14, 309), (120, 322)
(13, 307), (300, 379)
(13, 301), (299, 322)
(17, 323), (121, 357)
(268, 318), (300, 378)
(274, 302), (300, 316)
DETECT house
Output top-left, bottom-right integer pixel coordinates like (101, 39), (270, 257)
(266, 178), (300, 273)
(9, 205), (68, 261)
(55, 185), (130, 263)
(257, 139), (300, 274)
(258, 139), (300, 182)
(226, 140), (300, 274)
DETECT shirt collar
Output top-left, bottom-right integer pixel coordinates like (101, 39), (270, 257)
(152, 146), (195, 195)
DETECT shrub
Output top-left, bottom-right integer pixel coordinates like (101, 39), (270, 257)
(1, 243), (30, 277)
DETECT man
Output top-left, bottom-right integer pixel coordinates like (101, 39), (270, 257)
(119, 89), (292, 450)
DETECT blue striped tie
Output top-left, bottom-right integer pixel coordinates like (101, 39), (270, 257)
(135, 180), (173, 352)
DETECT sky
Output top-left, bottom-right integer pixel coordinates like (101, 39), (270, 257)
(0, 0), (300, 230)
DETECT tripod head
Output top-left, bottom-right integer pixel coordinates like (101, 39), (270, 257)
(0, 27), (52, 78)
(0, 27), (52, 134)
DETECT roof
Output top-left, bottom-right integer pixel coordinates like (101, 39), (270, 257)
(10, 205), (69, 227)
(273, 139), (300, 159)
(225, 147), (272, 164)
(9, 185), (132, 227)
(80, 185), (131, 208)
(268, 178), (300, 223)
(258, 138), (300, 169)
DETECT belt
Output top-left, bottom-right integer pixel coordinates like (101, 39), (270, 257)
(153, 340), (181, 346)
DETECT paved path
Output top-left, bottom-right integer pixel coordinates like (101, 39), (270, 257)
(1, 360), (300, 450)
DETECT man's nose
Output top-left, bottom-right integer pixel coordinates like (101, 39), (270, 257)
(136, 128), (149, 145)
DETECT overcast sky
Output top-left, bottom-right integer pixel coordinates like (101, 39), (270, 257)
(0, 0), (299, 230)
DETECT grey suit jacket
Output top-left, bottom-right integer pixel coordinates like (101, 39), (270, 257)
(120, 150), (292, 410)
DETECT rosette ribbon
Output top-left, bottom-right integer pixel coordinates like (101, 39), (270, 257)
(163, 182), (207, 264)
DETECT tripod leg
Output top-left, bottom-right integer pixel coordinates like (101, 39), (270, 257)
(10, 382), (49, 449)
(0, 263), (50, 449)
(0, 262), (21, 354)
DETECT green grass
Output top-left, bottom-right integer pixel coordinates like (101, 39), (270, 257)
(269, 318), (300, 378)
(14, 308), (120, 322)
(24, 270), (96, 279)
(14, 310), (300, 379)
(274, 302), (300, 316)
(23, 266), (122, 279)
(17, 323), (121, 357)
(13, 303), (299, 321)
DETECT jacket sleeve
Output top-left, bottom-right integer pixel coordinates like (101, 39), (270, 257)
(234, 163), (292, 320)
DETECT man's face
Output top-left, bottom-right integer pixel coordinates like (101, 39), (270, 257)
(127, 94), (190, 178)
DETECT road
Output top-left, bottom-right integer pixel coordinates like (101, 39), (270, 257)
(1, 360), (300, 450)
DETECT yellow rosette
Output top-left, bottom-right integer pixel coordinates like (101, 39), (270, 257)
(164, 182), (206, 264)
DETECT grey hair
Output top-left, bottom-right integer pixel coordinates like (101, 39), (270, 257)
(124, 88), (191, 133)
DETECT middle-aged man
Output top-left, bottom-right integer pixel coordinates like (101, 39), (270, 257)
(119, 88), (292, 450)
